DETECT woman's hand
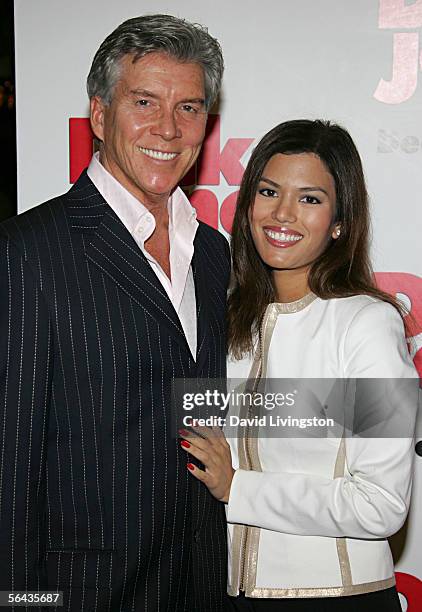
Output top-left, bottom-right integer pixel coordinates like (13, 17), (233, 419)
(179, 426), (234, 503)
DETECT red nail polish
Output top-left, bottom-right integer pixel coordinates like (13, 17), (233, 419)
(179, 428), (189, 437)
(181, 440), (191, 449)
(187, 463), (195, 471)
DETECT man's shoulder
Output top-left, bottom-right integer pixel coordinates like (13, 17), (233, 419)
(0, 171), (100, 249)
(195, 223), (231, 290)
(0, 193), (68, 251)
(196, 221), (230, 256)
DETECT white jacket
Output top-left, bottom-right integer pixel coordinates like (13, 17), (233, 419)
(226, 295), (418, 598)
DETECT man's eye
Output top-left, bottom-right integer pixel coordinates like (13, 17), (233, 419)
(300, 195), (321, 204)
(180, 104), (198, 113)
(136, 99), (151, 107)
(258, 188), (277, 198)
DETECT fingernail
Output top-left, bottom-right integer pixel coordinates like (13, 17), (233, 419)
(181, 440), (191, 449)
(187, 463), (195, 471)
(179, 428), (189, 436)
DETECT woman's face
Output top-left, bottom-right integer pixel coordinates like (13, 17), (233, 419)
(249, 152), (339, 280)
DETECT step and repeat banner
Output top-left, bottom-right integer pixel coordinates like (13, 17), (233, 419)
(14, 0), (422, 608)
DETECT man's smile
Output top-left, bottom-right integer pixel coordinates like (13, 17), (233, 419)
(137, 146), (178, 161)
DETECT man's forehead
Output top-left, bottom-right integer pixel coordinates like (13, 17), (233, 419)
(116, 52), (205, 96)
(120, 51), (204, 78)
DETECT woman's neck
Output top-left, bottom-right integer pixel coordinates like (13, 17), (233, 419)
(272, 268), (310, 303)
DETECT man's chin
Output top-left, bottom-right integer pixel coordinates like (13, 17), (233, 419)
(141, 176), (186, 197)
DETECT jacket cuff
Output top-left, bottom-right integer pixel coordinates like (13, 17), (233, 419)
(227, 469), (265, 525)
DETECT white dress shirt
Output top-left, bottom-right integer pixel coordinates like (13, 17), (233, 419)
(87, 153), (198, 358)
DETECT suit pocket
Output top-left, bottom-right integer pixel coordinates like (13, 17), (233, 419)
(46, 549), (116, 589)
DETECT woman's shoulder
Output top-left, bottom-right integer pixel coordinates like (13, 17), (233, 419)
(316, 295), (415, 377)
(321, 294), (402, 329)
(323, 293), (394, 312)
(326, 295), (415, 378)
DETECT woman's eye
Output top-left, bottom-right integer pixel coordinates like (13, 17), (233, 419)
(300, 195), (321, 204)
(258, 188), (277, 198)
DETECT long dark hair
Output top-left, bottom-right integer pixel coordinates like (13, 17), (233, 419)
(228, 119), (404, 358)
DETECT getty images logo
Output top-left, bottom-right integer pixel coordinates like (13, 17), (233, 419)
(374, 0), (422, 104)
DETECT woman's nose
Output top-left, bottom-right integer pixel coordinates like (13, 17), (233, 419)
(272, 196), (297, 223)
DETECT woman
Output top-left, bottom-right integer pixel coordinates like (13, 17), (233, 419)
(179, 120), (418, 610)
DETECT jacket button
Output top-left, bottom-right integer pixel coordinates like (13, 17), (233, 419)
(193, 529), (200, 543)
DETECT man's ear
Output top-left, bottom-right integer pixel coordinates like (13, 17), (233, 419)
(90, 96), (106, 142)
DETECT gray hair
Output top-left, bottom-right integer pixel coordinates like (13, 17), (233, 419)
(87, 14), (224, 110)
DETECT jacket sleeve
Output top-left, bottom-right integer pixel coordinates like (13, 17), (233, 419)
(0, 232), (53, 592)
(227, 301), (419, 539)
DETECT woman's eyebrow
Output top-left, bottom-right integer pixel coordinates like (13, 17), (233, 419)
(299, 186), (329, 195)
(259, 178), (329, 196)
(260, 177), (280, 188)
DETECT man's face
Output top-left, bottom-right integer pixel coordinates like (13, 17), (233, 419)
(90, 52), (207, 208)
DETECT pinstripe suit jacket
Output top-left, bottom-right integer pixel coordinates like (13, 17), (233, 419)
(0, 171), (230, 611)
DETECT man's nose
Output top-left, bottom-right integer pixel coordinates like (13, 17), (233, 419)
(151, 108), (182, 141)
(272, 196), (297, 223)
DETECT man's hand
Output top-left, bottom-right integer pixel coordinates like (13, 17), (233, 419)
(179, 426), (234, 503)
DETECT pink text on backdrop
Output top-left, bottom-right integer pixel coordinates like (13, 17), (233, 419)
(374, 0), (422, 103)
(395, 572), (422, 611)
(69, 115), (253, 234)
(375, 272), (422, 377)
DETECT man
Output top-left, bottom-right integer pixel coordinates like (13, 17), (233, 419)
(0, 15), (230, 611)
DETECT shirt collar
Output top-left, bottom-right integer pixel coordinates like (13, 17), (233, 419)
(87, 152), (198, 244)
(168, 187), (198, 241)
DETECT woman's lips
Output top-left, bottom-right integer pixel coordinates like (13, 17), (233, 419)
(263, 227), (303, 248)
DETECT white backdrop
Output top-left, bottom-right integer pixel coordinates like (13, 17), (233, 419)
(14, 0), (422, 608)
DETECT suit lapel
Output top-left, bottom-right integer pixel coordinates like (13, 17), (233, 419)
(65, 172), (190, 353)
(192, 228), (211, 370)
